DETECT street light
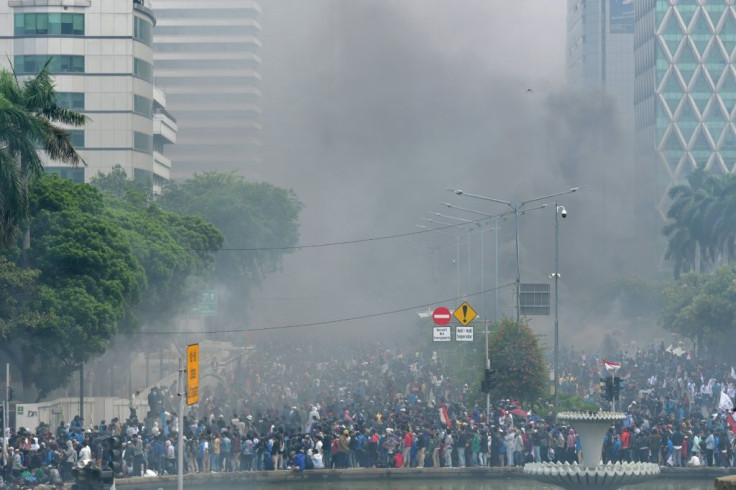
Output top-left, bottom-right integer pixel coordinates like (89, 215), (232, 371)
(432, 212), (477, 299)
(552, 203), (567, 421)
(441, 203), (501, 323)
(446, 187), (579, 325)
(417, 224), (461, 301)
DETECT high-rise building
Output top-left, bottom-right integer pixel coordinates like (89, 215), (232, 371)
(567, 0), (636, 127)
(152, 0), (263, 178)
(635, 0), (736, 221)
(0, 0), (177, 192)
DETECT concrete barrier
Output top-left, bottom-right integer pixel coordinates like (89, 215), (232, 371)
(112, 466), (736, 490)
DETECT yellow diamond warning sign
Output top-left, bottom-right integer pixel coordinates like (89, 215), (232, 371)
(453, 302), (477, 326)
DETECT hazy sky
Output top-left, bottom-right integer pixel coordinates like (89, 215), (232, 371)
(216, 1), (656, 349)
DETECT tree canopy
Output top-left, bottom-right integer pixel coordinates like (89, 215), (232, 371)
(0, 63), (86, 249)
(661, 265), (736, 358)
(0, 174), (223, 399)
(91, 165), (224, 332)
(488, 318), (548, 405)
(159, 172), (302, 318)
(663, 168), (736, 278)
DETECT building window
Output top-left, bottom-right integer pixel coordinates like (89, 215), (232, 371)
(68, 129), (84, 148)
(14, 55), (84, 74)
(14, 13), (85, 36)
(133, 94), (153, 117)
(133, 58), (153, 82)
(57, 92), (85, 110)
(133, 17), (153, 45)
(134, 131), (152, 153)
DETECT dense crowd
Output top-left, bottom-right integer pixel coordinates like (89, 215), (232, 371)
(1, 340), (735, 485)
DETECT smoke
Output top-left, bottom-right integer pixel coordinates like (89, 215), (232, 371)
(215, 1), (659, 349)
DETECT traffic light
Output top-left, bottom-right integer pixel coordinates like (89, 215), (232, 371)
(481, 369), (496, 393)
(613, 377), (621, 401)
(601, 377), (613, 401)
(7, 387), (13, 401)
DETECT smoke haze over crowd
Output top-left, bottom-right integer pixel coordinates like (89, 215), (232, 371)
(199, 1), (662, 350)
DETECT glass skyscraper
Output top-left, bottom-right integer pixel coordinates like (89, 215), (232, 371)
(635, 0), (736, 220)
(567, 0), (636, 129)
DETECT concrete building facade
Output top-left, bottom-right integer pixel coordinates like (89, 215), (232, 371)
(0, 0), (176, 192)
(152, 0), (262, 178)
(635, 0), (736, 221)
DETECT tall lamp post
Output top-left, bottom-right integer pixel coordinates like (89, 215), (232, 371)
(446, 187), (579, 324)
(440, 203), (500, 322)
(552, 203), (567, 421)
(417, 224), (462, 301)
(432, 212), (476, 299)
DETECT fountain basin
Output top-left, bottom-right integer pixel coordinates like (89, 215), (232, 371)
(522, 411), (660, 490)
(523, 461), (660, 490)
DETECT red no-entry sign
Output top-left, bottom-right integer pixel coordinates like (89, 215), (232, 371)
(432, 307), (452, 326)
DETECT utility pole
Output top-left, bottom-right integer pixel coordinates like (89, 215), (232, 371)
(80, 363), (84, 425)
(177, 357), (184, 490)
(3, 363), (8, 467)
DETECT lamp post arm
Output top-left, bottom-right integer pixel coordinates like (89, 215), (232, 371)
(520, 187), (579, 208)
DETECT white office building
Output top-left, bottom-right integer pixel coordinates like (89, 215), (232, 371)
(152, 0), (262, 178)
(0, 0), (177, 192)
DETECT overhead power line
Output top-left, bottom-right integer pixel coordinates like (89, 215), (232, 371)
(136, 282), (517, 335)
(174, 209), (516, 252)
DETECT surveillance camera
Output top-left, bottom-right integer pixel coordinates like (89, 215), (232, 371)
(561, 209), (567, 218)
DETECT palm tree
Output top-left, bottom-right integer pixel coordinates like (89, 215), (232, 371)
(0, 59), (87, 249)
(664, 168), (736, 278)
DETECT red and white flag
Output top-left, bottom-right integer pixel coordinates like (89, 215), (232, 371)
(602, 359), (621, 372)
(440, 404), (451, 429)
(728, 410), (736, 435)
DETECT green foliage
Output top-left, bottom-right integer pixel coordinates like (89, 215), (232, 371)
(0, 63), (86, 248)
(159, 172), (302, 317)
(661, 265), (736, 357)
(22, 176), (146, 397)
(664, 168), (736, 278)
(600, 276), (664, 319)
(0, 171), (224, 399)
(91, 166), (223, 332)
(0, 256), (44, 340)
(488, 318), (548, 404)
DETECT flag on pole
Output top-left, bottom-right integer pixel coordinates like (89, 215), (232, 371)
(719, 391), (734, 412)
(728, 411), (736, 435)
(602, 359), (621, 372)
(439, 404), (451, 429)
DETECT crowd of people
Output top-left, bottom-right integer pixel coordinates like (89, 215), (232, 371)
(1, 340), (735, 486)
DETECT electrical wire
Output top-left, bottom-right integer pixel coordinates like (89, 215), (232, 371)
(135, 282), (517, 335)
(172, 209), (516, 252)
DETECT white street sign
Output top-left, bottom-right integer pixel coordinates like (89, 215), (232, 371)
(456, 326), (474, 341)
(433, 326), (451, 342)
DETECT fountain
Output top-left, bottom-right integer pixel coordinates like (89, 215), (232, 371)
(523, 411), (660, 490)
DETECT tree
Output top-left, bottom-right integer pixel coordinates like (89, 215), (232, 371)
(91, 166), (224, 332)
(0, 256), (44, 341)
(159, 172), (302, 319)
(12, 175), (146, 399)
(661, 266), (736, 358)
(487, 318), (548, 405)
(664, 169), (736, 278)
(0, 63), (86, 250)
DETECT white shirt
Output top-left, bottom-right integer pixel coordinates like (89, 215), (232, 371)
(79, 446), (92, 463)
